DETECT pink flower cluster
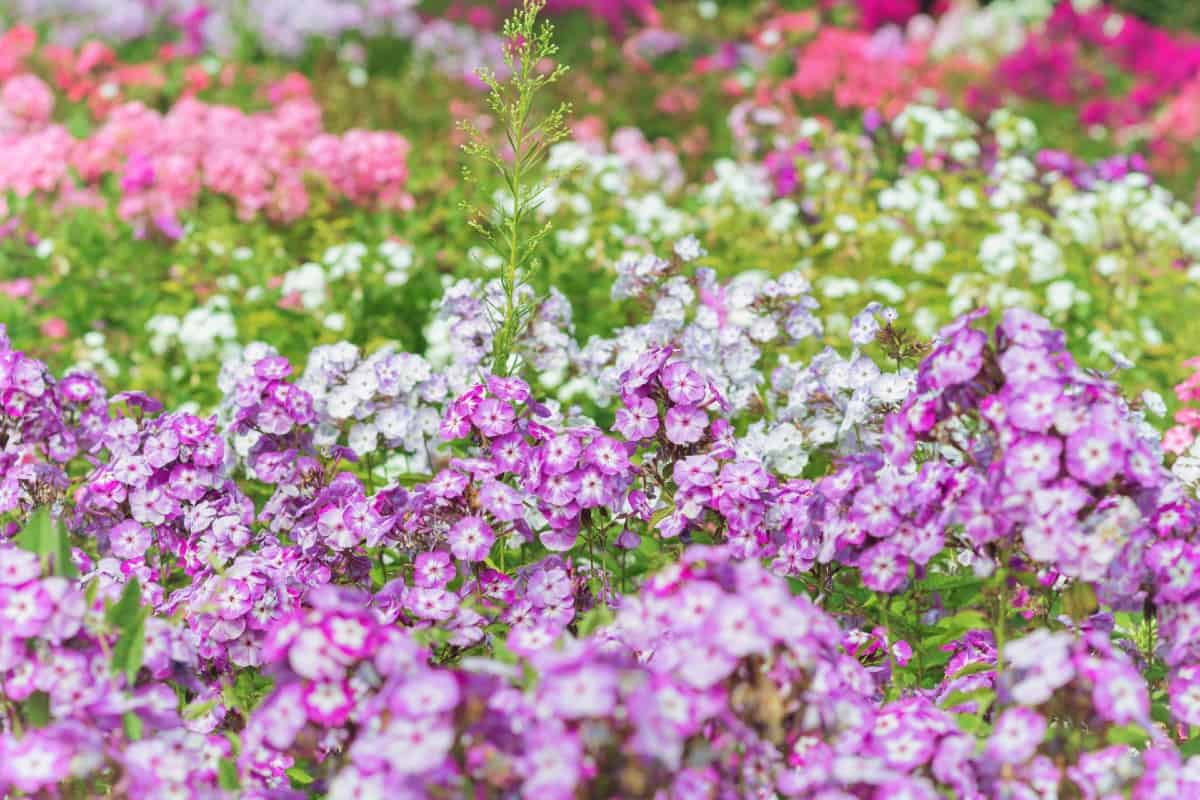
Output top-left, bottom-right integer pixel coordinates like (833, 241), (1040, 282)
(0, 74), (411, 235)
(1166, 357), (1200, 454)
(781, 28), (976, 118)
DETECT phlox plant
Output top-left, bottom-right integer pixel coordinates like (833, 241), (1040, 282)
(8, 4), (1200, 798)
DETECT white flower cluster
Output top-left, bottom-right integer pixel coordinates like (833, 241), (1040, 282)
(752, 304), (915, 474)
(575, 242), (821, 411)
(299, 343), (447, 468)
(70, 330), (119, 378)
(145, 296), (239, 362)
(424, 276), (577, 395)
(541, 130), (689, 241)
(279, 240), (415, 314)
(892, 105), (981, 163)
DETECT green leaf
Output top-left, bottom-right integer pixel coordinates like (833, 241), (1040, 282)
(22, 691), (50, 728)
(953, 712), (991, 736)
(122, 711), (144, 741)
(287, 765), (315, 786)
(182, 699), (218, 721)
(949, 660), (996, 681)
(224, 670), (275, 714)
(939, 687), (996, 715)
(218, 758), (241, 791)
(390, 472), (432, 487)
(15, 508), (78, 579)
(1183, 734), (1200, 758)
(1063, 581), (1098, 622)
(1107, 724), (1150, 747)
(107, 578), (143, 628)
(577, 605), (614, 636)
(108, 579), (147, 685)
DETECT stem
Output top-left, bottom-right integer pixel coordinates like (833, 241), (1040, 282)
(994, 570), (1008, 679)
(883, 593), (900, 698)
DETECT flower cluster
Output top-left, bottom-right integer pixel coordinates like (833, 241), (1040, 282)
(0, 86), (411, 234)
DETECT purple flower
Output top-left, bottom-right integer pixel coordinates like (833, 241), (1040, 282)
(109, 520), (152, 560)
(673, 454), (718, 489)
(583, 436), (631, 476)
(1007, 380), (1062, 433)
(621, 346), (673, 392)
(303, 679), (355, 725)
(1005, 435), (1062, 486)
(447, 517), (495, 562)
(664, 405), (707, 445)
(486, 375), (530, 402)
(986, 708), (1046, 764)
(428, 469), (468, 500)
(490, 432), (530, 473)
(413, 552), (454, 589)
(859, 542), (910, 593)
(470, 398), (516, 438)
(543, 434), (582, 475)
(1065, 425), (1124, 486)
(476, 479), (521, 521)
(924, 329), (985, 390)
(661, 362), (706, 405)
(0, 549), (41, 585)
(614, 396), (659, 441)
(5, 732), (71, 793)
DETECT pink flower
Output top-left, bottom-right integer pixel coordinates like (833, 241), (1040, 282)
(38, 318), (67, 340)
(447, 516), (495, 562)
(664, 405), (707, 445)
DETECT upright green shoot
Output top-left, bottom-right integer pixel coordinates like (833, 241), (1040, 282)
(458, 0), (572, 377)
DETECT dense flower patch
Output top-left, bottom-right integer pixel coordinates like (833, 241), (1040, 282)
(7, 1), (1200, 798)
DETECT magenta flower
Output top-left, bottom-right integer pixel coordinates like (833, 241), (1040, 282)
(613, 395), (659, 440)
(859, 542), (909, 593)
(303, 679), (355, 726)
(664, 405), (707, 445)
(661, 362), (706, 405)
(543, 434), (582, 475)
(1065, 425), (1124, 486)
(584, 436), (631, 475)
(470, 398), (516, 438)
(447, 516), (495, 562)
(986, 708), (1046, 764)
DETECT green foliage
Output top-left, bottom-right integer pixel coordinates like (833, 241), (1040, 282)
(1112, 0), (1200, 33)
(22, 692), (51, 728)
(15, 508), (78, 579)
(107, 579), (148, 686)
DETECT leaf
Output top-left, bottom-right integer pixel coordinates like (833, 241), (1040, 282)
(577, 605), (614, 636)
(225, 670), (275, 714)
(22, 692), (50, 728)
(107, 578), (143, 628)
(182, 699), (218, 721)
(15, 508), (78, 579)
(939, 687), (996, 715)
(218, 758), (241, 791)
(949, 660), (996, 681)
(123, 711), (144, 741)
(287, 765), (316, 786)
(391, 472), (433, 487)
(1107, 723), (1150, 747)
(108, 579), (147, 686)
(953, 712), (991, 736)
(1063, 581), (1098, 622)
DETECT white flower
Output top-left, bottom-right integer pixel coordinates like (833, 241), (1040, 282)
(673, 235), (706, 262)
(281, 263), (327, 309)
(348, 423), (378, 455)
